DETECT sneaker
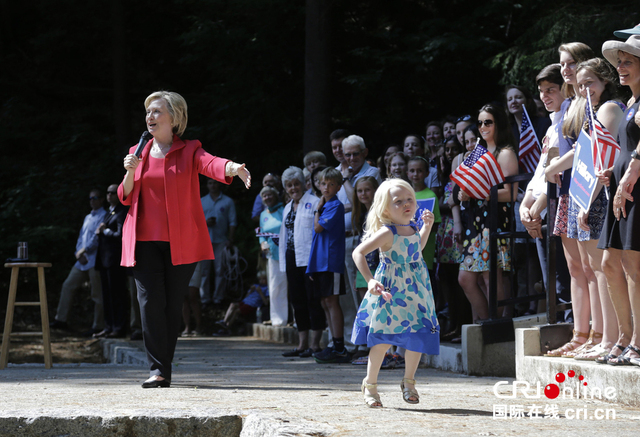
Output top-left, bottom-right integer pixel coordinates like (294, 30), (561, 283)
(351, 355), (369, 365)
(314, 347), (351, 364)
(299, 348), (321, 358)
(381, 353), (396, 369)
(282, 348), (304, 357)
(392, 353), (405, 369)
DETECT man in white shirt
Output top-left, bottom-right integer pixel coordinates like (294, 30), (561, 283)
(519, 64), (571, 311)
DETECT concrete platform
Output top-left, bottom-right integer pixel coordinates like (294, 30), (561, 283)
(516, 327), (640, 408)
(2, 336), (640, 436)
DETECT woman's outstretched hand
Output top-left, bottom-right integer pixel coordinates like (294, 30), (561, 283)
(237, 163), (251, 189)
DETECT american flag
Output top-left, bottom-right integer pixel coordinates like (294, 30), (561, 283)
(518, 105), (542, 174)
(586, 90), (620, 172)
(450, 144), (505, 199)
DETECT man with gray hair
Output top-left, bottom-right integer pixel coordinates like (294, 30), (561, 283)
(336, 135), (382, 352)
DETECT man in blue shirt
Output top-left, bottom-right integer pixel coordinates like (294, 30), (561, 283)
(50, 189), (107, 335)
(307, 168), (349, 363)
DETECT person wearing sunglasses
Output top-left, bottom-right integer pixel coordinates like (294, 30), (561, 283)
(49, 189), (108, 336)
(456, 105), (518, 321)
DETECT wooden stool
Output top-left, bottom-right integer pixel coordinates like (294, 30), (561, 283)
(1, 263), (53, 369)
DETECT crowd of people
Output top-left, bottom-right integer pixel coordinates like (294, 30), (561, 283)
(253, 28), (640, 379)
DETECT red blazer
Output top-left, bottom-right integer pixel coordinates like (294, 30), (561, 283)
(118, 135), (231, 267)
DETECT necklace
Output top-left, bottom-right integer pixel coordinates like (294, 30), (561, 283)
(392, 222), (414, 227)
(153, 140), (172, 153)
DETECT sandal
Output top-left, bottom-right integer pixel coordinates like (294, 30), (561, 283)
(400, 378), (419, 404)
(362, 378), (382, 408)
(543, 329), (589, 357)
(574, 343), (609, 361)
(595, 343), (626, 364)
(608, 345), (640, 366)
(564, 330), (602, 358)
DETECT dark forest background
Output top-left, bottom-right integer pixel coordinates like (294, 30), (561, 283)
(0, 0), (636, 322)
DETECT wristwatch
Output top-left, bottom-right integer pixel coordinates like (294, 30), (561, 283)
(631, 150), (640, 161)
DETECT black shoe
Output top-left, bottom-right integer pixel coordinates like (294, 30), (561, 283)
(93, 329), (111, 338)
(141, 378), (171, 388)
(282, 348), (304, 357)
(130, 331), (143, 341)
(49, 320), (69, 330)
(299, 348), (321, 358)
(211, 328), (230, 337)
(106, 330), (126, 338)
(80, 328), (100, 337)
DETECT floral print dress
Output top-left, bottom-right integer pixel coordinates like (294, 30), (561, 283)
(351, 225), (440, 355)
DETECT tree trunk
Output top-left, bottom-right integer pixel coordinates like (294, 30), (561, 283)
(303, 0), (332, 155)
(111, 0), (130, 152)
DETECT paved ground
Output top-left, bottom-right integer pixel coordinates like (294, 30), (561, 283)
(1, 336), (639, 436)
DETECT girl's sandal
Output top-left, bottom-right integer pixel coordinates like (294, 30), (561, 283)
(400, 378), (419, 404)
(595, 343), (626, 364)
(564, 330), (602, 358)
(573, 343), (608, 361)
(608, 345), (640, 366)
(362, 378), (382, 408)
(543, 329), (589, 357)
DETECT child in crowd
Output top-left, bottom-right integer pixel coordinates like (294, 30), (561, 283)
(214, 271), (269, 336)
(387, 151), (409, 181)
(352, 179), (439, 408)
(303, 151), (327, 174)
(352, 176), (381, 304)
(306, 167), (349, 364)
(310, 165), (328, 198)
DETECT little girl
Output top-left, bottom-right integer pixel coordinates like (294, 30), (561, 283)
(352, 179), (439, 408)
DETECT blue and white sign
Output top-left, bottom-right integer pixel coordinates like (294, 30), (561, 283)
(569, 130), (600, 212)
(414, 197), (436, 228)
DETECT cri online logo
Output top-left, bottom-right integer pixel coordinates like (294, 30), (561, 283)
(494, 370), (617, 400)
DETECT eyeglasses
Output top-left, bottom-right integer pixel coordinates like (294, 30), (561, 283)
(456, 115), (472, 122)
(477, 119), (494, 127)
(106, 191), (117, 195)
(89, 196), (101, 200)
(344, 152), (361, 158)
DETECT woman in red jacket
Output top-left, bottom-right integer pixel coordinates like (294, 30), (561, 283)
(118, 91), (251, 388)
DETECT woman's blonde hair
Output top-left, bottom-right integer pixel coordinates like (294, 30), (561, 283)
(144, 91), (188, 137)
(363, 179), (416, 241)
(558, 42), (595, 98)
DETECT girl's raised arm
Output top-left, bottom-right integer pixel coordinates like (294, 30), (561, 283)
(418, 210), (435, 251)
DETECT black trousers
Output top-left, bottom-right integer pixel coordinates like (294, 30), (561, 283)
(100, 265), (128, 334)
(133, 241), (196, 380)
(285, 249), (325, 332)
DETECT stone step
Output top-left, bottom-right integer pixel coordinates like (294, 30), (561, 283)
(516, 327), (640, 408)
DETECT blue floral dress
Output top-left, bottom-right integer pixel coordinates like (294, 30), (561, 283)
(351, 225), (440, 355)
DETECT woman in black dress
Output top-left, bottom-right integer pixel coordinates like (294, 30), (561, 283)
(599, 35), (640, 366)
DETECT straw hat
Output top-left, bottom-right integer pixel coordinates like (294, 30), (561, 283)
(602, 35), (640, 66)
(614, 23), (640, 39)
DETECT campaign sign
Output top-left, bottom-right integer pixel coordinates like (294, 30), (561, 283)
(414, 197), (435, 228)
(569, 130), (599, 212)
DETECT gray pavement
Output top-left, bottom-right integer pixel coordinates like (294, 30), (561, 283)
(1, 336), (640, 436)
